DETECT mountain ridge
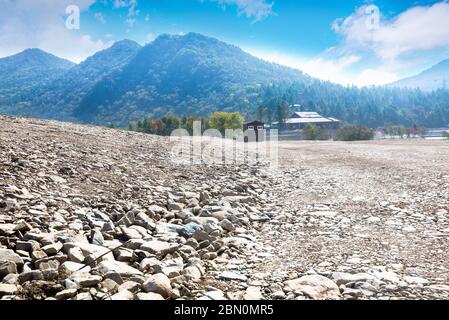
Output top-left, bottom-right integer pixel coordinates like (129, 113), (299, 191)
(391, 58), (449, 91)
(1, 33), (449, 128)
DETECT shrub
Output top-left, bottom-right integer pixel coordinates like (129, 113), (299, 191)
(336, 125), (374, 141)
(303, 124), (321, 140)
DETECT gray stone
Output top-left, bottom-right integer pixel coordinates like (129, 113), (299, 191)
(140, 240), (179, 257)
(0, 284), (18, 297)
(219, 271), (247, 282)
(42, 242), (63, 256)
(97, 260), (143, 277)
(0, 249), (24, 269)
(118, 281), (141, 293)
(220, 219), (236, 232)
(70, 273), (102, 287)
(142, 274), (172, 298)
(18, 270), (44, 284)
(55, 288), (77, 300)
(0, 261), (17, 277)
(284, 275), (341, 300)
(60, 261), (90, 275)
(68, 247), (85, 263)
(182, 266), (202, 281)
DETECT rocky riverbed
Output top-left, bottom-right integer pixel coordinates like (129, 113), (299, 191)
(1, 115), (449, 300)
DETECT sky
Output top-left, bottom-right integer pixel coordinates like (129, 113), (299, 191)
(1, 0), (449, 86)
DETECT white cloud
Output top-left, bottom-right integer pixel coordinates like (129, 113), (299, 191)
(249, 2), (449, 87)
(210, 0), (274, 21)
(0, 0), (112, 63)
(126, 18), (136, 27)
(246, 49), (398, 86)
(333, 2), (449, 62)
(113, 0), (139, 17)
(95, 12), (106, 24)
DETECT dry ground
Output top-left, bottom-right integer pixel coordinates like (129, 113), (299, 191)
(253, 140), (449, 298)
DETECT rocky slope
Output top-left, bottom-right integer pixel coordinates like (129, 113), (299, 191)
(1, 116), (449, 300)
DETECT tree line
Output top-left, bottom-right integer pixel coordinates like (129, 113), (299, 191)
(128, 112), (244, 136)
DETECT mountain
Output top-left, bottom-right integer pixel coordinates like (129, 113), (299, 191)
(73, 33), (310, 124)
(391, 59), (449, 92)
(0, 49), (74, 106)
(8, 39), (142, 120)
(1, 33), (449, 128)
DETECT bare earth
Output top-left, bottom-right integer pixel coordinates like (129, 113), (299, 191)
(1, 116), (449, 300)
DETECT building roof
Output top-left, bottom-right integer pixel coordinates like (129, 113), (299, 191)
(292, 112), (322, 119)
(285, 117), (337, 124)
(244, 120), (265, 126)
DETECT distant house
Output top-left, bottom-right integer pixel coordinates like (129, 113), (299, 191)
(272, 112), (340, 130)
(244, 120), (265, 142)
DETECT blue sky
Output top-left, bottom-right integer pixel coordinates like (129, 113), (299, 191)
(1, 0), (449, 86)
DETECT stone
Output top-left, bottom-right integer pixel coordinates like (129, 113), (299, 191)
(200, 191), (210, 203)
(201, 290), (226, 300)
(68, 247), (85, 263)
(179, 223), (204, 238)
(182, 266), (202, 281)
(70, 273), (102, 287)
(110, 290), (135, 300)
(60, 261), (90, 275)
(219, 271), (247, 282)
(0, 284), (18, 297)
(140, 240), (179, 257)
(118, 281), (141, 293)
(63, 242), (114, 262)
(101, 278), (119, 292)
(76, 292), (93, 300)
(18, 270), (44, 284)
(55, 288), (77, 300)
(2, 273), (19, 285)
(136, 292), (165, 300)
(142, 274), (172, 298)
(42, 242), (63, 256)
(244, 286), (263, 300)
(97, 260), (143, 277)
(220, 219), (236, 232)
(0, 261), (18, 277)
(168, 202), (184, 211)
(284, 275), (341, 300)
(15, 241), (36, 253)
(403, 276), (430, 286)
(31, 250), (47, 261)
(331, 272), (378, 286)
(0, 249), (24, 269)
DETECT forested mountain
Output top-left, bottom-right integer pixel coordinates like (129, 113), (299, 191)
(74, 33), (309, 124)
(1, 39), (142, 120)
(391, 59), (449, 92)
(0, 49), (74, 108)
(0, 33), (449, 128)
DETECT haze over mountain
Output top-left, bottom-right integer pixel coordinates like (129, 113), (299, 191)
(391, 59), (449, 92)
(0, 32), (449, 128)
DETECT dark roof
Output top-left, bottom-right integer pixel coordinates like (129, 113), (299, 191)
(244, 120), (265, 126)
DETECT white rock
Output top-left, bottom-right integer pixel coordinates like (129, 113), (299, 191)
(284, 275), (341, 300)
